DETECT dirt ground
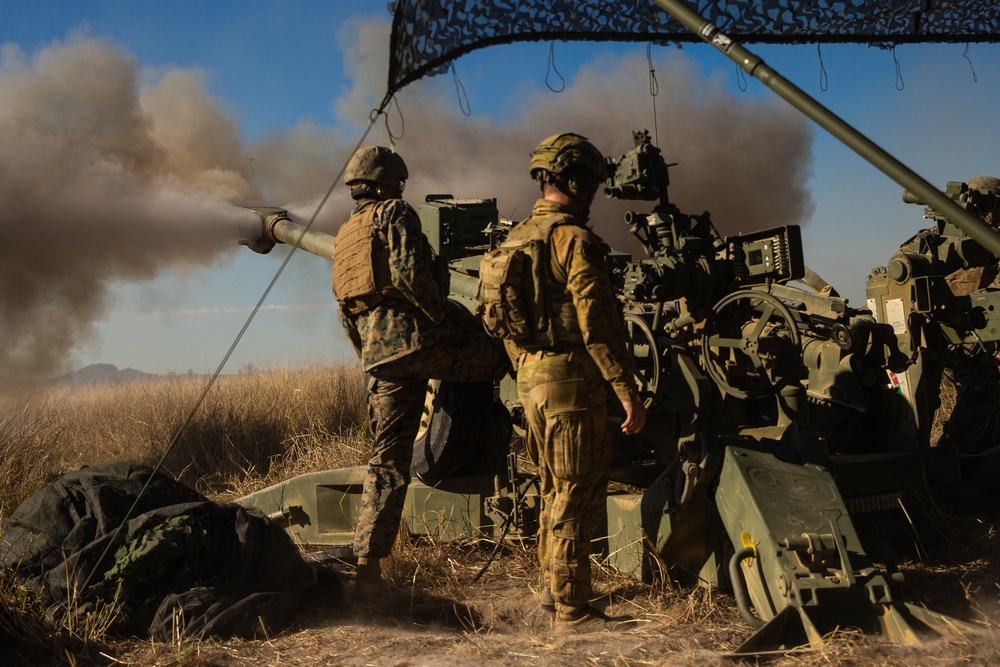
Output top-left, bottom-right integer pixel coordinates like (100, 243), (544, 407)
(107, 521), (1000, 667)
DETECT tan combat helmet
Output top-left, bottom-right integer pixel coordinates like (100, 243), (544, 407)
(529, 133), (607, 199)
(967, 176), (1000, 193)
(344, 146), (409, 189)
(967, 175), (1000, 224)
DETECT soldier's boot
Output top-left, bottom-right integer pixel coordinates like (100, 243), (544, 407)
(539, 587), (555, 613)
(353, 557), (384, 600)
(556, 605), (639, 634)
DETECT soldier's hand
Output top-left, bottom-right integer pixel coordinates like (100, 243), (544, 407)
(620, 398), (647, 435)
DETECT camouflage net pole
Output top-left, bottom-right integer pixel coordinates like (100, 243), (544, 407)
(651, 0), (1000, 257)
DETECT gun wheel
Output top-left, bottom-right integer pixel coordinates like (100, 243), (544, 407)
(623, 312), (665, 408)
(411, 379), (511, 479)
(702, 290), (802, 400)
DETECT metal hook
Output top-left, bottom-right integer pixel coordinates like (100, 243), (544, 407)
(384, 96), (405, 143)
(735, 61), (748, 92)
(818, 44), (828, 92)
(646, 42), (659, 98)
(546, 42), (566, 93)
(962, 44), (979, 83)
(451, 62), (471, 116)
(892, 46), (905, 91)
(646, 43), (662, 147)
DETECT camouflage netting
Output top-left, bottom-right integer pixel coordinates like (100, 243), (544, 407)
(388, 0), (1000, 94)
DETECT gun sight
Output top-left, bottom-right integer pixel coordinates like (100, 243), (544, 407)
(604, 129), (671, 202)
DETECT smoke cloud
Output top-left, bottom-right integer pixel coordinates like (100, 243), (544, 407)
(374, 51), (814, 255)
(329, 18), (812, 248)
(0, 37), (264, 378)
(0, 18), (812, 378)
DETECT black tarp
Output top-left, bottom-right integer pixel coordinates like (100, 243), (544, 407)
(1, 462), (339, 641)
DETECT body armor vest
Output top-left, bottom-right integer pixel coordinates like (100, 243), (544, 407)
(333, 201), (399, 314)
(539, 216), (587, 347)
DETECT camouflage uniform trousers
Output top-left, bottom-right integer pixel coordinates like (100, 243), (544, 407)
(939, 342), (1000, 454)
(517, 349), (610, 615)
(353, 309), (509, 559)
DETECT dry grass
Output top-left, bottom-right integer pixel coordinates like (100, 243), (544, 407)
(0, 364), (999, 666)
(0, 364), (367, 665)
(0, 364), (367, 503)
(0, 393), (63, 517)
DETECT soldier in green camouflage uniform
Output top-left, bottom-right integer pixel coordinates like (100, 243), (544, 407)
(502, 134), (647, 630)
(332, 146), (509, 595)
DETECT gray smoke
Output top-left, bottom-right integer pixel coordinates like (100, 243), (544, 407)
(0, 19), (813, 378)
(0, 37), (264, 379)
(334, 19), (813, 254)
(399, 64), (814, 251)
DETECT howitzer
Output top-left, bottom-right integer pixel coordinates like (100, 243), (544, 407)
(590, 134), (990, 649)
(866, 183), (1000, 451)
(230, 0), (1000, 654)
(236, 132), (999, 653)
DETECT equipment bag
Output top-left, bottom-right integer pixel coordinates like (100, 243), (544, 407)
(476, 236), (551, 342)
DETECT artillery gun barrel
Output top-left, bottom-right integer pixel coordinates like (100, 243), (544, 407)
(447, 271), (479, 306)
(241, 206), (336, 260)
(241, 205), (482, 311)
(652, 0), (1000, 258)
(269, 216), (336, 259)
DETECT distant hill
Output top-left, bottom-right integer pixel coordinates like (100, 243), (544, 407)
(50, 363), (161, 386)
(0, 365), (221, 389)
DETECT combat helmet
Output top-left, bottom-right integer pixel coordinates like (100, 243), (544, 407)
(529, 133), (607, 199)
(344, 146), (409, 188)
(967, 175), (1000, 223)
(967, 176), (1000, 195)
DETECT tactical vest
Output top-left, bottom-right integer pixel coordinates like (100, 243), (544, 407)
(333, 200), (401, 314)
(476, 213), (586, 348)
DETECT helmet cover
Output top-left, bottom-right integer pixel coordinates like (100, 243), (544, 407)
(967, 176), (1000, 195)
(528, 133), (606, 187)
(344, 146), (409, 186)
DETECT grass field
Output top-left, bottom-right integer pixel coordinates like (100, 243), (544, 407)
(2, 365), (999, 666)
(0, 365), (369, 514)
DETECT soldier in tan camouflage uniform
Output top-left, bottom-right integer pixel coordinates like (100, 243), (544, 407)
(332, 146), (509, 597)
(501, 134), (647, 630)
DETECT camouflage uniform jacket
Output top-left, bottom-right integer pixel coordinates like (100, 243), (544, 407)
(336, 198), (449, 371)
(506, 198), (639, 404)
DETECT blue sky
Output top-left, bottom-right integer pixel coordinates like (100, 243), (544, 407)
(2, 1), (999, 377)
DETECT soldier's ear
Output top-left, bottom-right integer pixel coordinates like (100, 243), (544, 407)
(565, 166), (599, 199)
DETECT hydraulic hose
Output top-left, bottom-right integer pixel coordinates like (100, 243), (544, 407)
(729, 546), (765, 629)
(471, 474), (540, 583)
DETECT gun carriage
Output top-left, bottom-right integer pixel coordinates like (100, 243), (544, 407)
(238, 130), (1000, 652)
